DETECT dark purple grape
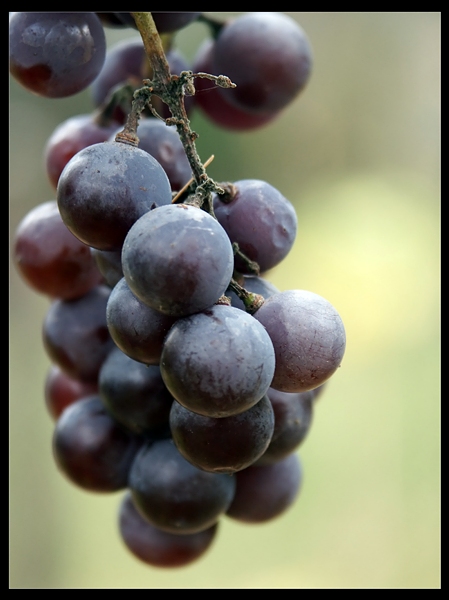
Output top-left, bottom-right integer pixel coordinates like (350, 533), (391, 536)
(13, 200), (103, 300)
(213, 179), (298, 274)
(53, 396), (141, 492)
(170, 395), (274, 474)
(57, 141), (172, 251)
(213, 12), (312, 114)
(254, 290), (346, 393)
(160, 304), (275, 418)
(106, 278), (178, 365)
(109, 119), (192, 192)
(122, 204), (234, 317)
(91, 248), (123, 289)
(129, 438), (236, 535)
(42, 285), (114, 382)
(44, 365), (98, 420)
(44, 113), (121, 190)
(99, 347), (174, 435)
(119, 492), (218, 568)
(254, 388), (314, 466)
(9, 12), (106, 98)
(192, 39), (279, 131)
(226, 275), (279, 311)
(226, 453), (303, 523)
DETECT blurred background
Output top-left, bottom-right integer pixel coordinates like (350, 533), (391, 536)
(9, 12), (440, 589)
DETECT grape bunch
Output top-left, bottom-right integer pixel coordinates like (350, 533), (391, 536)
(11, 12), (346, 569)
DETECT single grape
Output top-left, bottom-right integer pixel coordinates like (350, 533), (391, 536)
(254, 388), (314, 466)
(119, 492), (218, 568)
(57, 141), (172, 251)
(192, 39), (279, 131)
(121, 204), (234, 317)
(213, 179), (298, 274)
(213, 12), (312, 114)
(160, 304), (275, 418)
(91, 248), (123, 289)
(9, 12), (106, 98)
(13, 200), (103, 300)
(254, 290), (346, 392)
(226, 453), (303, 523)
(170, 395), (274, 474)
(129, 438), (236, 535)
(42, 285), (114, 382)
(53, 395), (141, 492)
(106, 277), (178, 365)
(99, 347), (174, 435)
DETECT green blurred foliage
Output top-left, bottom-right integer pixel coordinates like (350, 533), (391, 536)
(9, 12), (440, 588)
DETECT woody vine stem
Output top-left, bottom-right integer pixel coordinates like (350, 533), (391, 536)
(117, 13), (230, 207)
(116, 11), (264, 313)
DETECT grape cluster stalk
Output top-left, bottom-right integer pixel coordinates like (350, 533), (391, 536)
(11, 11), (346, 569)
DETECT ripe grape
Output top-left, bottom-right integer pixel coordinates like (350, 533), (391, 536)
(99, 347), (174, 435)
(129, 438), (236, 535)
(121, 204), (234, 317)
(226, 453), (303, 523)
(91, 248), (123, 289)
(170, 395), (275, 474)
(213, 179), (298, 274)
(57, 141), (172, 251)
(160, 304), (276, 418)
(192, 39), (279, 131)
(254, 290), (346, 392)
(53, 395), (141, 492)
(255, 388), (314, 466)
(106, 277), (178, 365)
(212, 12), (312, 114)
(42, 285), (114, 382)
(119, 492), (218, 568)
(13, 200), (103, 300)
(9, 12), (106, 98)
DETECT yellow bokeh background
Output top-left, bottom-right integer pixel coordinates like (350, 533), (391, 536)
(9, 13), (440, 588)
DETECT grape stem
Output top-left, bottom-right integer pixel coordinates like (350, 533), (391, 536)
(228, 282), (265, 314)
(171, 155), (215, 204)
(121, 12), (233, 205)
(123, 12), (263, 312)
